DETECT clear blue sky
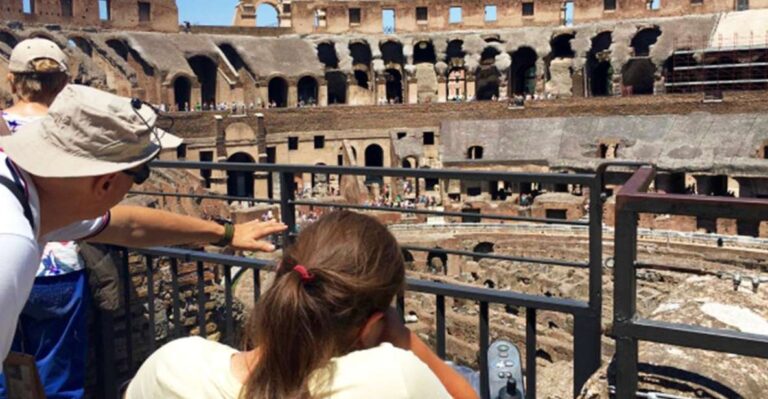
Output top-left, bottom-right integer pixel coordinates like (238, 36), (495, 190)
(177, 0), (241, 25)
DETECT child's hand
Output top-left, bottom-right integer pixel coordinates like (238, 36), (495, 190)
(379, 307), (412, 350)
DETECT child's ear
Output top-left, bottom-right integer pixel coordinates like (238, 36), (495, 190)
(358, 311), (386, 349)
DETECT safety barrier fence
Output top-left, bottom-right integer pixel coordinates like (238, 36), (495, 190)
(95, 160), (623, 398)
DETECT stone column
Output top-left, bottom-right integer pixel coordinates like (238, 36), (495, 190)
(319, 82), (328, 106)
(287, 80), (298, 108)
(466, 77), (476, 100)
(407, 76), (418, 104)
(437, 75), (447, 103)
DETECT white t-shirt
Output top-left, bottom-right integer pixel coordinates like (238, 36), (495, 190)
(125, 337), (452, 399)
(0, 152), (110, 369)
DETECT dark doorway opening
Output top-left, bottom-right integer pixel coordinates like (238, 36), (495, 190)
(510, 47), (537, 95)
(268, 77), (288, 107)
(187, 55), (218, 105)
(173, 76), (191, 111)
(384, 68), (403, 103)
(326, 71), (347, 104)
(227, 153), (255, 200)
(297, 76), (318, 105)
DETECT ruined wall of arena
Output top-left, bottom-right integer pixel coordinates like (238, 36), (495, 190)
(0, 0), (178, 32)
(235, 0), (768, 34)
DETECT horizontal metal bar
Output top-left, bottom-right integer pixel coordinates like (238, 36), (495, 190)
(406, 279), (590, 315)
(614, 318), (768, 359)
(665, 78), (768, 87)
(150, 160), (597, 185)
(673, 62), (768, 71)
(291, 200), (590, 226)
(619, 193), (768, 220)
(127, 247), (588, 315)
(128, 190), (280, 205)
(402, 245), (589, 269)
(133, 247), (274, 270)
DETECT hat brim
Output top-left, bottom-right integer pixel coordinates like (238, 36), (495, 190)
(0, 122), (182, 178)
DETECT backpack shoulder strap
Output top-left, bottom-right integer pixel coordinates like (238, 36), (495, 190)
(0, 175), (34, 230)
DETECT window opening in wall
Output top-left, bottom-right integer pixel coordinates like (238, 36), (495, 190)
(256, 3), (279, 27)
(283, 3), (291, 13)
(349, 8), (361, 25)
(99, 0), (110, 20)
(510, 47), (537, 96)
(314, 8), (327, 28)
(646, 0), (661, 10)
(449, 7), (463, 24)
(187, 55), (217, 106)
(384, 68), (403, 103)
(326, 71), (347, 105)
(604, 0), (616, 10)
(314, 135), (325, 149)
(176, 144), (187, 160)
(397, 132), (407, 139)
(199, 151), (213, 188)
(266, 147), (276, 163)
(763, 145), (768, 159)
(425, 178), (439, 191)
(268, 77), (288, 107)
(416, 7), (428, 22)
(736, 0), (749, 10)
(467, 146), (484, 160)
(138, 1), (151, 22)
(423, 132), (435, 145)
(522, 2), (534, 17)
(690, 0), (702, 4)
(23, 0), (34, 14)
(297, 76), (319, 106)
(288, 137), (299, 150)
(631, 27), (661, 57)
(561, 1), (574, 26)
(546, 209), (568, 220)
(484, 5), (497, 22)
(61, 0), (73, 17)
(382, 9), (395, 34)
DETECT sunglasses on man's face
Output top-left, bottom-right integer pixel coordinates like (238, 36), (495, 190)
(122, 163), (151, 185)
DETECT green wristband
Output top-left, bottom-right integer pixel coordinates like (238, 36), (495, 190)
(214, 223), (235, 247)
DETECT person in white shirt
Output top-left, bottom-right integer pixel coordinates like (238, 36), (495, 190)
(0, 84), (287, 377)
(127, 211), (478, 399)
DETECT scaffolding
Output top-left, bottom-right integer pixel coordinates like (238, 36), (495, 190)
(664, 33), (768, 94)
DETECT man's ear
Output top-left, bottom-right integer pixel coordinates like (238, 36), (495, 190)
(358, 311), (386, 349)
(92, 173), (119, 198)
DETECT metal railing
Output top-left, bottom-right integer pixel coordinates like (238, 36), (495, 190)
(96, 160), (610, 399)
(612, 166), (768, 397)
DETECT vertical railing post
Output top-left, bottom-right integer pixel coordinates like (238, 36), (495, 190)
(614, 205), (639, 397)
(573, 178), (604, 396)
(95, 303), (117, 398)
(279, 171), (297, 245)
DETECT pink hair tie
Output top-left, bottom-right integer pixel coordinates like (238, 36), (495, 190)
(293, 265), (315, 283)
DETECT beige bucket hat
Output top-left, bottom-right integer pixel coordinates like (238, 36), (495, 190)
(9, 38), (68, 73)
(0, 84), (182, 177)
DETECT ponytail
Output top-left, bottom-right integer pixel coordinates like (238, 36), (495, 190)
(241, 211), (405, 399)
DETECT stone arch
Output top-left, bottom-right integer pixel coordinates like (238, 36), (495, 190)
(413, 40), (436, 64)
(472, 241), (495, 261)
(27, 31), (56, 42)
(550, 33), (576, 58)
(297, 75), (318, 105)
(172, 75), (192, 111)
(622, 58), (655, 95)
(350, 41), (372, 89)
(106, 38), (129, 60)
(326, 71), (347, 105)
(187, 55), (218, 106)
(446, 39), (466, 67)
(365, 144), (384, 167)
(384, 68), (403, 103)
(510, 46), (537, 96)
(380, 40), (404, 66)
(268, 76), (288, 107)
(587, 32), (614, 97)
(467, 145), (484, 160)
(226, 152), (255, 199)
(317, 41), (338, 69)
(401, 156), (418, 168)
(67, 35), (92, 56)
(0, 30), (19, 49)
(631, 26), (661, 57)
(255, 2), (280, 28)
(218, 42), (249, 74)
(476, 47), (500, 101)
(311, 162), (328, 189)
(427, 248), (448, 274)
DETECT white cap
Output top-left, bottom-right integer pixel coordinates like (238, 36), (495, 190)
(9, 38), (68, 73)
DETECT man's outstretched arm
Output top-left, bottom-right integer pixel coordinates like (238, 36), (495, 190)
(87, 205), (287, 251)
